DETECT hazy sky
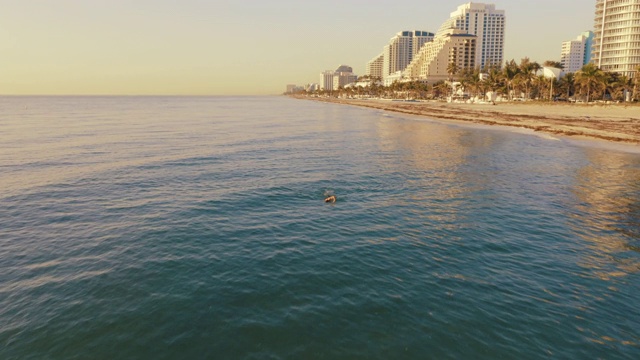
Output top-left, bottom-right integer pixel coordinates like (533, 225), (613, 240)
(1, 0), (594, 95)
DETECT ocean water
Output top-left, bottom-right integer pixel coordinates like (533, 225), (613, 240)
(1, 96), (639, 359)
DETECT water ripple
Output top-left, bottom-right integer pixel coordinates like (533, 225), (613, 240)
(0, 96), (639, 359)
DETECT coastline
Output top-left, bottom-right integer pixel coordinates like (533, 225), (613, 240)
(292, 96), (640, 145)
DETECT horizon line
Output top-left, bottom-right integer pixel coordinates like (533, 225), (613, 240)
(0, 94), (282, 97)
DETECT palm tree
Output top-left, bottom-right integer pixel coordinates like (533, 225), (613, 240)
(447, 62), (459, 82)
(608, 74), (633, 101)
(503, 59), (520, 100)
(447, 62), (459, 97)
(532, 75), (549, 100)
(463, 67), (482, 100)
(417, 81), (430, 100)
(484, 66), (503, 99)
(531, 61), (542, 75)
(432, 81), (448, 99)
(367, 76), (383, 98)
(405, 81), (417, 100)
(559, 73), (576, 100)
(517, 58), (542, 99)
(575, 63), (606, 103)
(543, 60), (564, 69)
(633, 65), (640, 101)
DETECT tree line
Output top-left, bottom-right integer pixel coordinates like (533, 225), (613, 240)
(302, 59), (640, 103)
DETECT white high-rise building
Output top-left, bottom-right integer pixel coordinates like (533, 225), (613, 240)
(561, 31), (594, 73)
(437, 2), (505, 69)
(382, 31), (435, 80)
(319, 65), (358, 91)
(320, 70), (335, 91)
(366, 53), (384, 79)
(592, 0), (640, 78)
(405, 28), (477, 83)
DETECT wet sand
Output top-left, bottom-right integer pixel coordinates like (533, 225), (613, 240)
(294, 96), (640, 144)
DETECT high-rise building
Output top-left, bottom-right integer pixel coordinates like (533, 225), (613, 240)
(404, 28), (477, 83)
(382, 31), (435, 80)
(592, 0), (640, 78)
(584, 31), (595, 65)
(561, 31), (594, 73)
(320, 70), (335, 91)
(437, 2), (505, 69)
(366, 53), (384, 79)
(333, 72), (358, 90)
(319, 65), (357, 91)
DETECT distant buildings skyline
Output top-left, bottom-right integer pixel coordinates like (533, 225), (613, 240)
(401, 2), (505, 84)
(296, 1), (639, 92)
(331, 2), (507, 87)
(382, 31), (435, 81)
(0, 0), (607, 95)
(319, 65), (358, 91)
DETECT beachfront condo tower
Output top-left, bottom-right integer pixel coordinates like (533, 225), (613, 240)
(382, 31), (435, 81)
(592, 0), (640, 78)
(561, 31), (595, 73)
(365, 53), (384, 80)
(319, 65), (358, 91)
(320, 70), (335, 91)
(437, 2), (505, 69)
(404, 28), (477, 83)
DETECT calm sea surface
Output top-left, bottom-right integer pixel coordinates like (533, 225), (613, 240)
(1, 96), (639, 359)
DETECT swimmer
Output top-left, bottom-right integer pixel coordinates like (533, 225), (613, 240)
(324, 195), (337, 203)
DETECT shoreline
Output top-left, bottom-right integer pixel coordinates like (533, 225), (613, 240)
(292, 96), (640, 145)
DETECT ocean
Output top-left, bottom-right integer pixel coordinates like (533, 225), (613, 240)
(1, 96), (639, 359)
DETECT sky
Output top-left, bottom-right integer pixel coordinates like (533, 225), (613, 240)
(0, 0), (595, 95)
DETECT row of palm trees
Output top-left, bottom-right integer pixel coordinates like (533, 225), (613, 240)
(305, 59), (640, 103)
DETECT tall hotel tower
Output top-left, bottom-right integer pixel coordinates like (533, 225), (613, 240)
(561, 31), (594, 73)
(592, 0), (640, 78)
(404, 28), (476, 83)
(366, 53), (384, 79)
(381, 31), (435, 80)
(437, 2), (505, 69)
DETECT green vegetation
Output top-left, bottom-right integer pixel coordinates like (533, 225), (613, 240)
(300, 61), (640, 104)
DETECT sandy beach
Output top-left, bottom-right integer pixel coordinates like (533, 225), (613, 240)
(294, 96), (640, 144)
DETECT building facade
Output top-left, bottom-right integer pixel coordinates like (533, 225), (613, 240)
(383, 71), (405, 86)
(561, 31), (594, 73)
(405, 28), (477, 83)
(536, 66), (564, 80)
(319, 65), (357, 91)
(382, 31), (435, 80)
(437, 2), (505, 69)
(333, 72), (358, 90)
(320, 70), (335, 91)
(592, 0), (640, 78)
(366, 53), (384, 79)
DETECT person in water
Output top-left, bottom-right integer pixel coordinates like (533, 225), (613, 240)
(324, 195), (337, 203)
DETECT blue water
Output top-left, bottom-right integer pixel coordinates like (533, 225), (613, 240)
(1, 96), (639, 359)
